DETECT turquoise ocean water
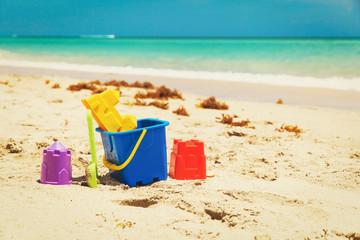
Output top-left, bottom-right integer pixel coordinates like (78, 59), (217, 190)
(0, 37), (359, 90)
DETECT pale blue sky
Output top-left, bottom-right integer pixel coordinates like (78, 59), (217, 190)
(0, 0), (359, 37)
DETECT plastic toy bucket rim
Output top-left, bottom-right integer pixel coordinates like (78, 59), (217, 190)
(96, 118), (169, 136)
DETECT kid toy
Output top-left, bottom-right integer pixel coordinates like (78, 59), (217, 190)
(41, 141), (72, 185)
(97, 118), (169, 187)
(82, 89), (137, 132)
(169, 139), (206, 180)
(85, 110), (98, 188)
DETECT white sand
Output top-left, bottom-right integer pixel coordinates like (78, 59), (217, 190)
(0, 74), (359, 240)
(1, 65), (360, 110)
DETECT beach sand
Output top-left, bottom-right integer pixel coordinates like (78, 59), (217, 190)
(0, 73), (360, 239)
(1, 65), (360, 111)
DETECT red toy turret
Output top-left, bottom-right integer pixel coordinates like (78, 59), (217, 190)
(169, 139), (206, 180)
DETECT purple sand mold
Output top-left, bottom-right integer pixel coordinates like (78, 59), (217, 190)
(41, 141), (72, 185)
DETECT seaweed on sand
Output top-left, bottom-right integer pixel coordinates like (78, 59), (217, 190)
(123, 99), (169, 110)
(197, 96), (229, 110)
(142, 81), (155, 89)
(227, 131), (247, 137)
(66, 80), (102, 92)
(103, 80), (128, 87)
(66, 80), (111, 95)
(134, 85), (182, 100)
(123, 98), (148, 106)
(231, 119), (251, 128)
(103, 80), (154, 89)
(91, 87), (108, 95)
(173, 105), (190, 116)
(67, 79), (158, 96)
(217, 114), (233, 124)
(133, 98), (147, 106)
(217, 114), (255, 128)
(148, 100), (169, 110)
(130, 81), (154, 89)
(275, 124), (303, 136)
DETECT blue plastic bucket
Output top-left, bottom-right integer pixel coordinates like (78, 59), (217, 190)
(96, 118), (169, 187)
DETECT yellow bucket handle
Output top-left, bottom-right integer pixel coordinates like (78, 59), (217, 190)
(103, 129), (147, 171)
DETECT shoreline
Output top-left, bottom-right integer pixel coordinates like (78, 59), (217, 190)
(1, 65), (360, 111)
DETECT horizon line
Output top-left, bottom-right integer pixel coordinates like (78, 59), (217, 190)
(0, 35), (360, 39)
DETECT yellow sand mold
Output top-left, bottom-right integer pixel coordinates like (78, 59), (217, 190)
(82, 89), (137, 132)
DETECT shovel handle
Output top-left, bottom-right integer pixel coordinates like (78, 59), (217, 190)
(87, 110), (97, 165)
(103, 128), (147, 171)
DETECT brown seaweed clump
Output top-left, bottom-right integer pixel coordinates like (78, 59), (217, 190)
(276, 124), (303, 136)
(66, 80), (106, 94)
(130, 81), (154, 89)
(148, 101), (169, 110)
(133, 98), (147, 106)
(344, 233), (360, 240)
(232, 119), (251, 127)
(173, 105), (190, 116)
(217, 114), (233, 124)
(135, 85), (182, 100)
(217, 114), (255, 128)
(227, 131), (246, 137)
(67, 80), (101, 92)
(67, 79), (159, 96)
(52, 83), (61, 89)
(103, 80), (154, 89)
(197, 96), (229, 110)
(91, 87), (108, 95)
(103, 80), (128, 87)
(123, 99), (169, 110)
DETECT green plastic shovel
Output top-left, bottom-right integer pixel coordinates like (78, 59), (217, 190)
(85, 109), (98, 188)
